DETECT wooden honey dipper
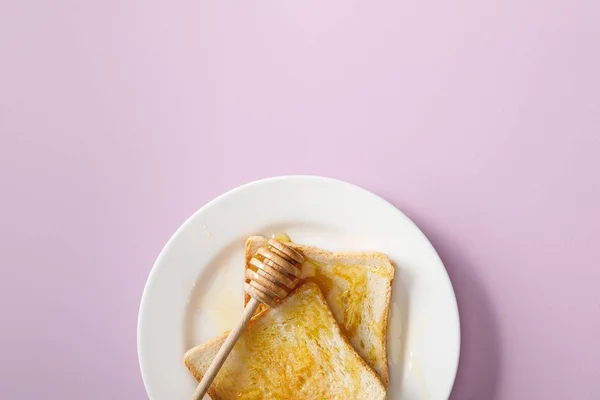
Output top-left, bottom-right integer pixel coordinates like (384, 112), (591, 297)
(192, 238), (305, 400)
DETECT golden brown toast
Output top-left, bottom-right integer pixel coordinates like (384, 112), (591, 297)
(244, 236), (394, 386)
(184, 282), (387, 399)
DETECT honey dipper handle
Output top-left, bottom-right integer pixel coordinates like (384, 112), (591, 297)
(192, 298), (260, 400)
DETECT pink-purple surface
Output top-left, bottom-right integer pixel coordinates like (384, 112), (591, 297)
(1, 1), (599, 399)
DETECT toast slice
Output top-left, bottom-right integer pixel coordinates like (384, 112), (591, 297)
(184, 282), (387, 400)
(244, 236), (394, 387)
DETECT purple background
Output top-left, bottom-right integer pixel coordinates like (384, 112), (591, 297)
(1, 1), (599, 399)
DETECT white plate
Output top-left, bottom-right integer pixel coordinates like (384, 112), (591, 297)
(138, 176), (460, 400)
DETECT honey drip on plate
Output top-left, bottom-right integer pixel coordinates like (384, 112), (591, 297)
(271, 232), (291, 243)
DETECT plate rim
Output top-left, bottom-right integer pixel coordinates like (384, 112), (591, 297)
(137, 174), (461, 399)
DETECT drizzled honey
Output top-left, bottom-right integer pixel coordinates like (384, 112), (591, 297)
(230, 284), (364, 399)
(244, 236), (385, 370)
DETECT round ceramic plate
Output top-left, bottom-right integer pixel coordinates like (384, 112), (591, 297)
(138, 176), (460, 399)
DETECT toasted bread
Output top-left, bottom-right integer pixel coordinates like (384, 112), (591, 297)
(244, 236), (394, 387)
(184, 282), (386, 400)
